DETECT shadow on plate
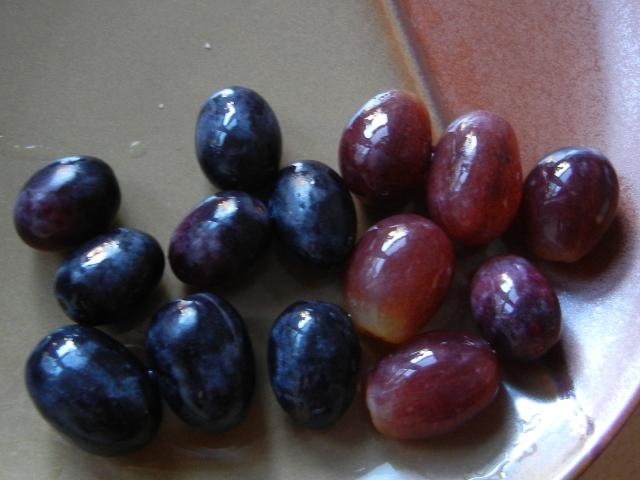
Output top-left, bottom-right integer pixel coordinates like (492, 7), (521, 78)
(540, 212), (633, 300)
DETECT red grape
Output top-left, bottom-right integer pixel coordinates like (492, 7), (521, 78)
(427, 111), (522, 245)
(339, 90), (432, 207)
(345, 214), (453, 344)
(521, 147), (619, 262)
(366, 331), (500, 439)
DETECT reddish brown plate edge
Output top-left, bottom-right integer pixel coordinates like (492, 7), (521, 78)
(375, 1), (640, 478)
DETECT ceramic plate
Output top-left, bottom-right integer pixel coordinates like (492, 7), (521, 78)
(1, 1), (639, 479)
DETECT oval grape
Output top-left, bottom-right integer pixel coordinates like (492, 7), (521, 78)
(521, 147), (619, 262)
(269, 160), (356, 267)
(427, 111), (522, 245)
(268, 301), (360, 428)
(54, 227), (164, 326)
(146, 293), (255, 432)
(339, 90), (432, 207)
(14, 156), (120, 250)
(366, 331), (500, 439)
(25, 325), (161, 456)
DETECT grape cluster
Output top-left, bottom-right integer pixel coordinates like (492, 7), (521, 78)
(15, 85), (619, 454)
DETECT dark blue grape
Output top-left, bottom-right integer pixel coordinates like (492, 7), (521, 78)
(25, 325), (161, 456)
(470, 254), (562, 360)
(54, 227), (164, 326)
(195, 86), (281, 191)
(168, 191), (271, 286)
(14, 156), (120, 250)
(268, 301), (360, 428)
(146, 293), (255, 432)
(268, 161), (356, 267)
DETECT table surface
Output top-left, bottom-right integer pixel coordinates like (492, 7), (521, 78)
(583, 409), (640, 479)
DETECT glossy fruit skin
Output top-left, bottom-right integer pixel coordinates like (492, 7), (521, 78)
(521, 147), (619, 262)
(427, 111), (522, 245)
(146, 293), (255, 432)
(366, 331), (500, 439)
(54, 228), (164, 326)
(471, 255), (561, 360)
(339, 90), (432, 206)
(345, 214), (454, 344)
(268, 160), (356, 267)
(14, 156), (121, 250)
(168, 191), (271, 286)
(195, 86), (281, 191)
(25, 325), (161, 456)
(268, 301), (360, 428)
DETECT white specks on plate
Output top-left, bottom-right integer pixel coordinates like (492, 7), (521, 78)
(12, 143), (40, 150)
(129, 141), (146, 158)
(203, 42), (211, 50)
(158, 103), (165, 109)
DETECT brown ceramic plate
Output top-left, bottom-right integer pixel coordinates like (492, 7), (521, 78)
(1, 1), (639, 479)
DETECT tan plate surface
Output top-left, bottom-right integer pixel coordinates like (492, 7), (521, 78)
(1, 1), (639, 479)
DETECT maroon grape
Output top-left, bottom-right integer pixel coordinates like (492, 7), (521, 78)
(521, 147), (619, 262)
(426, 111), (522, 245)
(366, 331), (500, 439)
(339, 90), (432, 207)
(345, 214), (454, 344)
(471, 255), (561, 360)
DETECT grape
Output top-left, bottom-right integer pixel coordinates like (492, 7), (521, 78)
(471, 255), (561, 360)
(345, 214), (454, 344)
(14, 156), (120, 250)
(54, 227), (164, 326)
(426, 111), (522, 245)
(268, 301), (360, 428)
(146, 293), (255, 432)
(25, 325), (161, 456)
(339, 90), (432, 206)
(195, 86), (281, 191)
(268, 160), (356, 267)
(168, 191), (271, 286)
(521, 147), (619, 262)
(366, 331), (500, 439)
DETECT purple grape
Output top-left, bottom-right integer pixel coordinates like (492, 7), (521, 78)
(268, 161), (356, 267)
(195, 86), (281, 191)
(54, 227), (164, 326)
(14, 156), (120, 250)
(521, 147), (619, 262)
(168, 191), (271, 286)
(146, 293), (255, 432)
(268, 301), (360, 428)
(470, 255), (561, 360)
(25, 325), (161, 456)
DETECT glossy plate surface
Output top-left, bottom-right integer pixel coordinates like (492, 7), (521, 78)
(1, 1), (639, 479)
